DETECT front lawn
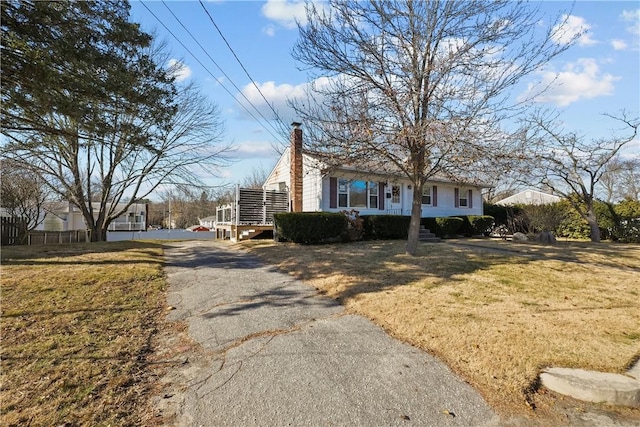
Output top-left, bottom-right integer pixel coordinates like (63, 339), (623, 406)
(0, 242), (167, 426)
(245, 239), (640, 420)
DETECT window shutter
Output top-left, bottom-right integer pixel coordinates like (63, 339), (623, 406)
(468, 189), (473, 209)
(432, 186), (438, 207)
(329, 177), (337, 209)
(379, 182), (385, 210)
(454, 188), (459, 207)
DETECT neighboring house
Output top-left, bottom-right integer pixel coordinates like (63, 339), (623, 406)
(35, 201), (148, 232)
(495, 189), (561, 206)
(199, 215), (217, 229)
(262, 123), (487, 218)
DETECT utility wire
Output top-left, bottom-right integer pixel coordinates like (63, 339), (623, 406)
(198, 0), (288, 131)
(139, 1), (285, 144)
(162, 0), (287, 142)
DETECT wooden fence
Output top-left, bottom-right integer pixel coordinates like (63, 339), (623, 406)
(27, 230), (90, 245)
(1, 217), (26, 246)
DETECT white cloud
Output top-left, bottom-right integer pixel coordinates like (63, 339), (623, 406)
(525, 58), (619, 107)
(552, 15), (597, 46)
(167, 59), (192, 82)
(233, 140), (278, 159)
(236, 80), (308, 121)
(261, 0), (307, 29)
(611, 39), (628, 50)
(262, 24), (276, 37)
(621, 9), (640, 36)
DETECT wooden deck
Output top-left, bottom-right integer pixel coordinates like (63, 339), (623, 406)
(213, 187), (288, 242)
(215, 224), (274, 242)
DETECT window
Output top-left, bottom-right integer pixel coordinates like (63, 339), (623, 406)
(459, 191), (468, 207)
(338, 179), (349, 207)
(350, 180), (367, 207)
(455, 188), (471, 208)
(421, 186), (431, 205)
(337, 179), (378, 209)
(369, 182), (378, 208)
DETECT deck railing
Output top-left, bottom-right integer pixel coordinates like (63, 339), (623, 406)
(215, 186), (289, 226)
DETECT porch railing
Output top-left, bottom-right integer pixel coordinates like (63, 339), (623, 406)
(215, 186), (289, 227)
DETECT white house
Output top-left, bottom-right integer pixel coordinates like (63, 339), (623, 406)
(263, 123), (486, 218)
(36, 201), (148, 232)
(495, 189), (561, 206)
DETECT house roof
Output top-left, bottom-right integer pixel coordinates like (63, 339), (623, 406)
(495, 189), (561, 206)
(266, 146), (491, 189)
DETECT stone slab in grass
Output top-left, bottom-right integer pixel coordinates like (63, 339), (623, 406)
(540, 367), (640, 408)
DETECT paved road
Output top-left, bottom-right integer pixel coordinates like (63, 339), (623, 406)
(155, 240), (498, 426)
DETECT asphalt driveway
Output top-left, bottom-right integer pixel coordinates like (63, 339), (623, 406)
(154, 240), (498, 426)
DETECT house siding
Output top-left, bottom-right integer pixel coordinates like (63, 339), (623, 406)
(263, 148), (291, 192)
(319, 176), (483, 217)
(302, 165), (322, 211)
(264, 146), (485, 218)
(419, 183), (482, 217)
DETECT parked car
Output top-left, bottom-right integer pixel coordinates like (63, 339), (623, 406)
(186, 225), (210, 232)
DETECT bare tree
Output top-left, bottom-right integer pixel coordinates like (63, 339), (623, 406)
(0, 159), (50, 242)
(241, 167), (270, 189)
(524, 111), (639, 242)
(600, 156), (640, 203)
(291, 0), (577, 255)
(3, 80), (230, 241)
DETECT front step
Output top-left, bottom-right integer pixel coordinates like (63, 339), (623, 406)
(418, 226), (441, 242)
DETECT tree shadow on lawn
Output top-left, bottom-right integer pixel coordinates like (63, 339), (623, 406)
(1, 240), (166, 266)
(246, 240), (530, 303)
(450, 239), (640, 271)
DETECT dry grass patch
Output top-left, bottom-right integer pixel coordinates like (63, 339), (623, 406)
(244, 239), (640, 418)
(1, 241), (167, 426)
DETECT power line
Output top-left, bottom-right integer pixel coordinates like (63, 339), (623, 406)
(138, 1), (286, 144)
(161, 0), (287, 141)
(197, 0), (288, 131)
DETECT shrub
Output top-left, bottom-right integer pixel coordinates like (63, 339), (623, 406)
(341, 209), (364, 242)
(484, 203), (524, 234)
(362, 215), (411, 240)
(436, 217), (464, 237)
(468, 215), (495, 236)
(274, 212), (347, 244)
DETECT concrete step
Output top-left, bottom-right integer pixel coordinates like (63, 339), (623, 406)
(418, 227), (440, 242)
(540, 367), (640, 408)
(419, 237), (441, 243)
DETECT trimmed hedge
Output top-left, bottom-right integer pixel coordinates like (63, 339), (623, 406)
(468, 215), (495, 236)
(362, 215), (411, 240)
(436, 217), (464, 237)
(274, 213), (493, 243)
(274, 212), (347, 244)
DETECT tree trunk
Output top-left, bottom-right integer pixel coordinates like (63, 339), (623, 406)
(406, 185), (423, 255)
(586, 210), (601, 243)
(89, 224), (107, 242)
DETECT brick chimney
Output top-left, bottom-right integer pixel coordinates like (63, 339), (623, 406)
(290, 122), (303, 212)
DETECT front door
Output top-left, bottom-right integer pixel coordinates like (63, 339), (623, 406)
(389, 184), (402, 215)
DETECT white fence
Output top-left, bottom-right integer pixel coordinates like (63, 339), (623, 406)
(107, 230), (216, 241)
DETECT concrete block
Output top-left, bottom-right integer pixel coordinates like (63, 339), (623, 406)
(627, 360), (640, 382)
(540, 367), (640, 408)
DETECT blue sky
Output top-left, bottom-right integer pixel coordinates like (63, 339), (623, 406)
(129, 1), (640, 193)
